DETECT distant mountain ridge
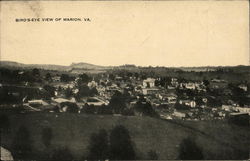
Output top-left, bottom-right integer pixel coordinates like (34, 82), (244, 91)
(0, 61), (249, 73)
(0, 61), (69, 71)
(0, 61), (109, 71)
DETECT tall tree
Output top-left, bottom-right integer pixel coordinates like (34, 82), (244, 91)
(178, 136), (203, 160)
(109, 91), (127, 114)
(41, 127), (53, 148)
(87, 129), (109, 160)
(109, 125), (136, 160)
(12, 126), (32, 159)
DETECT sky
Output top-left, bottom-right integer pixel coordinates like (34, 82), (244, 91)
(0, 1), (249, 67)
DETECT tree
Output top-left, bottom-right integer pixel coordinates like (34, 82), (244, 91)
(79, 73), (90, 84)
(134, 97), (158, 117)
(41, 127), (53, 147)
(97, 104), (113, 115)
(60, 102), (79, 113)
(109, 125), (136, 160)
(89, 87), (98, 96)
(108, 73), (115, 80)
(174, 102), (190, 110)
(45, 73), (52, 81)
(64, 87), (73, 98)
(109, 91), (127, 114)
(178, 136), (203, 160)
(77, 85), (91, 98)
(12, 126), (32, 159)
(231, 87), (249, 106)
(32, 68), (40, 77)
(203, 79), (210, 87)
(82, 104), (95, 114)
(43, 85), (55, 99)
(60, 74), (71, 82)
(87, 129), (109, 160)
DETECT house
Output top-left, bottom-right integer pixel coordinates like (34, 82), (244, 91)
(185, 83), (196, 90)
(52, 97), (76, 104)
(172, 111), (186, 119)
(222, 105), (233, 112)
(234, 107), (250, 115)
(86, 97), (109, 106)
(143, 78), (155, 88)
(223, 89), (233, 96)
(218, 111), (226, 117)
(180, 82), (204, 90)
(26, 99), (54, 111)
(167, 85), (176, 90)
(88, 80), (98, 88)
(28, 99), (49, 106)
(209, 79), (227, 89)
(211, 108), (217, 112)
(52, 76), (61, 82)
(151, 99), (161, 106)
(142, 87), (160, 95)
(202, 98), (208, 103)
(180, 82), (195, 90)
(158, 93), (177, 104)
(171, 78), (178, 87)
(238, 84), (248, 92)
(160, 114), (172, 120)
(179, 100), (196, 108)
(115, 76), (123, 81)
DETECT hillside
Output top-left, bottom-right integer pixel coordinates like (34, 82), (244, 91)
(70, 62), (109, 70)
(0, 61), (108, 73)
(1, 113), (249, 160)
(0, 61), (69, 71)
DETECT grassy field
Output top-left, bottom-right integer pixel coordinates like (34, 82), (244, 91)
(1, 113), (249, 160)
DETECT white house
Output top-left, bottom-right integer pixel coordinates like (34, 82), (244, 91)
(143, 78), (155, 88)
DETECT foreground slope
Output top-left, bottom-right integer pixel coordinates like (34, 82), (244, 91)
(1, 113), (249, 160)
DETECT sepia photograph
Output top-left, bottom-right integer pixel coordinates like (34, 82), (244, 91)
(0, 0), (249, 160)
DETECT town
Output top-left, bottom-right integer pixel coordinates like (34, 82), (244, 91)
(1, 63), (249, 123)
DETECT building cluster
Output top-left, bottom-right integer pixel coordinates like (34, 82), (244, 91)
(18, 72), (248, 121)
